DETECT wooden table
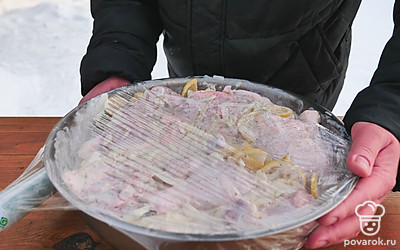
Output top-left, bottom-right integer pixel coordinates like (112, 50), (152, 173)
(0, 117), (398, 250)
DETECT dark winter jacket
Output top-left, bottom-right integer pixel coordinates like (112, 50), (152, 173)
(80, 1), (400, 189)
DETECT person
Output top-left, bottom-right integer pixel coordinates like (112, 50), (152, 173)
(79, 1), (400, 248)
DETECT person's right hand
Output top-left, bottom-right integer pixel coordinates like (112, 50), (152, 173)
(79, 76), (131, 105)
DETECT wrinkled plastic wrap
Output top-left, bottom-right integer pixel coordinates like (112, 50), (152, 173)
(2, 76), (358, 249)
(0, 148), (62, 232)
(0, 148), (76, 232)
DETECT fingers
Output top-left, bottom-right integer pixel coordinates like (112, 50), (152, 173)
(309, 122), (400, 248)
(79, 76), (131, 105)
(346, 122), (392, 177)
(306, 211), (371, 248)
(307, 197), (384, 248)
(323, 122), (398, 225)
(318, 144), (398, 226)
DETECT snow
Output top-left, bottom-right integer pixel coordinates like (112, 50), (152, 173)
(333, 0), (394, 115)
(0, 0), (93, 116)
(0, 0), (394, 116)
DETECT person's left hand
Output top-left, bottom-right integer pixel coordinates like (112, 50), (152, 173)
(79, 76), (131, 105)
(306, 121), (400, 248)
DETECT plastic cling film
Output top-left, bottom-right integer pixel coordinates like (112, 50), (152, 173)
(1, 147), (46, 194)
(82, 214), (318, 250)
(0, 167), (57, 230)
(0, 208), (10, 232)
(0, 95), (110, 232)
(43, 77), (357, 249)
(0, 147), (61, 232)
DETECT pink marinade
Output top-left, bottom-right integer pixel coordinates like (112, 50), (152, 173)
(62, 85), (330, 233)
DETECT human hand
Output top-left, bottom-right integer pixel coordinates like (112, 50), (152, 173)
(306, 121), (400, 248)
(79, 76), (131, 105)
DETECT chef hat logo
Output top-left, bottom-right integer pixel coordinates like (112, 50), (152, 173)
(355, 201), (385, 236)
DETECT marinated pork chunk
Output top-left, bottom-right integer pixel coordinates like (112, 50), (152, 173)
(61, 82), (342, 234)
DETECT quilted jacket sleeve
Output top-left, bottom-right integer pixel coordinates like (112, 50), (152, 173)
(344, 1), (400, 141)
(80, 0), (162, 96)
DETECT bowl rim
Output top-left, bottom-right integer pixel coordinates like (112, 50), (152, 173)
(44, 76), (358, 241)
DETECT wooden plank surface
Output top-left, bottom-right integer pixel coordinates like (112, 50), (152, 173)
(0, 117), (398, 250)
(0, 117), (61, 132)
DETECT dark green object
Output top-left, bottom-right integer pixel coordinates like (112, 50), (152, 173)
(0, 217), (8, 228)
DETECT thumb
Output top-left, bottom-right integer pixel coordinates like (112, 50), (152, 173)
(347, 122), (391, 177)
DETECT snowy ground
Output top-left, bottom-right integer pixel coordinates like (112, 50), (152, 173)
(0, 0), (394, 116)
